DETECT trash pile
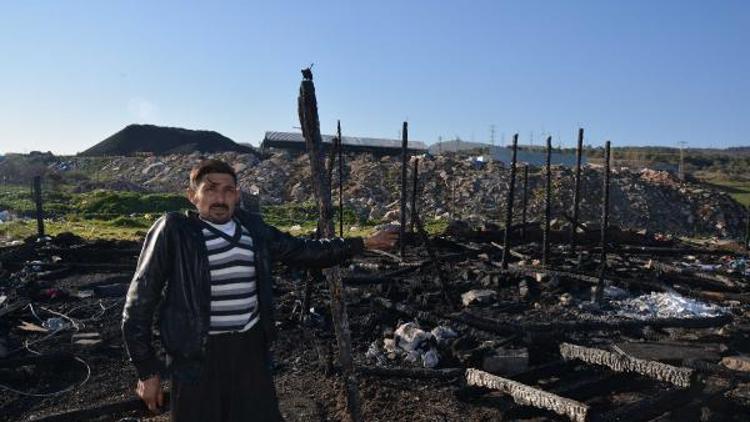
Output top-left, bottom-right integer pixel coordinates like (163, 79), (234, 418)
(21, 151), (745, 238)
(366, 322), (455, 368)
(612, 291), (727, 320)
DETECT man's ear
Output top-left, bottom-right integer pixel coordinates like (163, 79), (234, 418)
(186, 187), (197, 205)
(233, 187), (241, 204)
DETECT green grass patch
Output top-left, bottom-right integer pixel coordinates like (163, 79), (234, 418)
(698, 177), (750, 208)
(0, 184), (447, 242)
(0, 218), (148, 241)
(77, 191), (191, 214)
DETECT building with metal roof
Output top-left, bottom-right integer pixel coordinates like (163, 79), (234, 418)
(261, 131), (428, 155)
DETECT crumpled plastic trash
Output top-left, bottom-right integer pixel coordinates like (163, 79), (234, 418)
(43, 317), (71, 332)
(365, 341), (388, 366)
(612, 291), (726, 320)
(394, 322), (432, 352)
(422, 348), (439, 368)
(431, 326), (457, 345)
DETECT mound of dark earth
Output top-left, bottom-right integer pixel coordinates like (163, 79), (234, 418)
(79, 124), (256, 156)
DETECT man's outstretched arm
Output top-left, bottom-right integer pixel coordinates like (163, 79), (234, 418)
(264, 220), (398, 267)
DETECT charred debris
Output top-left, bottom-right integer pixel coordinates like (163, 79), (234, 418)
(2, 75), (750, 421)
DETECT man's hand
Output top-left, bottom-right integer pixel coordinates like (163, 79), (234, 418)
(363, 226), (399, 251)
(136, 375), (164, 414)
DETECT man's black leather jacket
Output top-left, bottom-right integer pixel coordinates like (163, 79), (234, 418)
(121, 209), (363, 380)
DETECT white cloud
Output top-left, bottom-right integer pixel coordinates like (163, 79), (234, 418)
(127, 98), (158, 121)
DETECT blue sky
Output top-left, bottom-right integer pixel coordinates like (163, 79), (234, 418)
(0, 0), (747, 154)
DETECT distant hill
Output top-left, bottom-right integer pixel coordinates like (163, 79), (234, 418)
(79, 124), (256, 156)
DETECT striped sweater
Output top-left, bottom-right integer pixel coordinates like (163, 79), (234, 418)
(200, 218), (259, 335)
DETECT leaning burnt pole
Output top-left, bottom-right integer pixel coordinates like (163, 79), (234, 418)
(570, 128), (584, 250)
(33, 175), (45, 238)
(501, 134), (519, 269)
(338, 120), (344, 237)
(297, 68), (362, 421)
(542, 136), (552, 266)
(595, 141), (612, 303)
(410, 158), (419, 233)
(399, 121), (409, 257)
(745, 206), (749, 252)
(521, 165), (529, 240)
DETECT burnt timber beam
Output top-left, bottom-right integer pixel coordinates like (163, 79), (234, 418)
(593, 387), (694, 422)
(521, 165), (529, 240)
(454, 309), (731, 335)
(594, 140), (611, 303)
(542, 136), (552, 266)
(501, 134), (519, 269)
(559, 343), (695, 388)
(338, 120), (344, 237)
(33, 175), (45, 238)
(298, 68), (361, 421)
(399, 121), (409, 257)
(414, 213), (454, 309)
(409, 157), (419, 233)
(357, 366), (464, 380)
(465, 368), (590, 422)
(570, 128), (584, 250)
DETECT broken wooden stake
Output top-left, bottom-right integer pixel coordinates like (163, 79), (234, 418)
(501, 134), (519, 269)
(521, 165), (529, 240)
(338, 120), (344, 237)
(414, 213), (454, 309)
(399, 121), (409, 257)
(358, 366), (464, 380)
(297, 67), (361, 421)
(570, 128), (583, 250)
(559, 342), (694, 388)
(543, 136), (552, 266)
(594, 140), (611, 303)
(33, 175), (45, 238)
(409, 157), (419, 233)
(465, 368), (590, 422)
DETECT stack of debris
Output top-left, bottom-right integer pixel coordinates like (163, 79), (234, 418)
(27, 152), (747, 238)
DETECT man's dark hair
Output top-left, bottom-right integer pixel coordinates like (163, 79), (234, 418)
(189, 159), (237, 189)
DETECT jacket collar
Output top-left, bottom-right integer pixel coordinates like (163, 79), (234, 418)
(185, 208), (259, 238)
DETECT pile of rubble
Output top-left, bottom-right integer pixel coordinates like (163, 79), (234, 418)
(3, 218), (750, 420)
(40, 152), (749, 237)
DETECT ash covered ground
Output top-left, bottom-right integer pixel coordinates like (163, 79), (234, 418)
(2, 224), (750, 421)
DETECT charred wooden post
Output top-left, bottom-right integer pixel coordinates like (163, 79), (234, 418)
(501, 134), (519, 269)
(542, 136), (552, 266)
(414, 213), (454, 309)
(570, 128), (584, 250)
(409, 158), (419, 233)
(521, 165), (529, 240)
(399, 121), (409, 257)
(594, 141), (611, 303)
(465, 368), (590, 422)
(338, 120), (344, 237)
(358, 366), (464, 380)
(297, 68), (362, 421)
(33, 175), (45, 238)
(560, 343), (694, 388)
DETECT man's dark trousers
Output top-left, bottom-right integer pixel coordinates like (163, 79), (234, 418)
(170, 324), (283, 421)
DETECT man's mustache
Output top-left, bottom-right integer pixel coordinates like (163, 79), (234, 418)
(210, 204), (229, 211)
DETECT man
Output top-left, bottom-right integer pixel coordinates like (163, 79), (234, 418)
(122, 159), (396, 421)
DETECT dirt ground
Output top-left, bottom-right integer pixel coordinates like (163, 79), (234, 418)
(2, 232), (750, 421)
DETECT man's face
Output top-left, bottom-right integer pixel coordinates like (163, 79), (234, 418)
(187, 173), (240, 224)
